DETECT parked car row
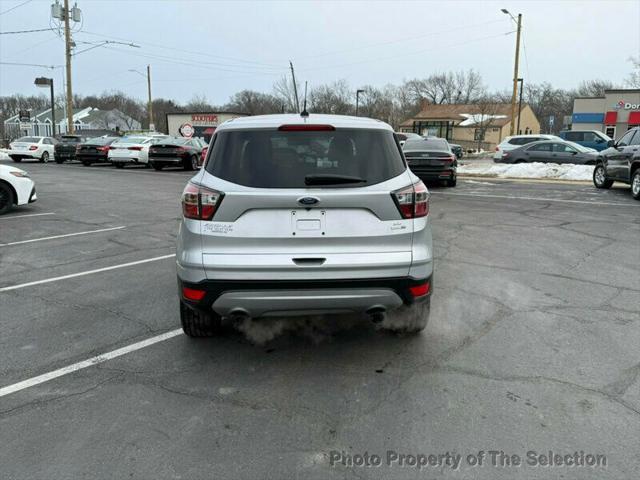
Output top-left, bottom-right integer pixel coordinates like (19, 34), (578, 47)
(6, 134), (208, 171)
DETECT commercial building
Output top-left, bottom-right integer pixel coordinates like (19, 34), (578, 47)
(571, 89), (640, 140)
(3, 107), (141, 140)
(166, 111), (247, 141)
(398, 102), (540, 151)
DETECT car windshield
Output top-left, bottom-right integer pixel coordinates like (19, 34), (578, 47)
(15, 137), (40, 143)
(403, 138), (450, 152)
(207, 128), (404, 188)
(61, 136), (82, 143)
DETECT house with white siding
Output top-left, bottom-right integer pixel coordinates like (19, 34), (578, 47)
(3, 107), (141, 140)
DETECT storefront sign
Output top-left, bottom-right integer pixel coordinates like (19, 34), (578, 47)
(191, 114), (218, 125)
(614, 100), (640, 110)
(179, 123), (194, 138)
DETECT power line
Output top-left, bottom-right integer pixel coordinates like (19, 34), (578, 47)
(0, 28), (53, 35)
(0, 0), (34, 16)
(99, 45), (286, 76)
(297, 18), (505, 61)
(77, 30), (285, 69)
(0, 61), (62, 69)
(300, 31), (516, 72)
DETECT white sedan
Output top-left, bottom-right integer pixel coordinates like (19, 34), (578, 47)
(7, 136), (56, 163)
(108, 135), (169, 168)
(0, 164), (37, 214)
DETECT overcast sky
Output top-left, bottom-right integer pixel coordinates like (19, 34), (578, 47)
(1, 0), (639, 105)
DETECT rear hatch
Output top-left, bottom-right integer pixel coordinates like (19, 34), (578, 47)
(403, 138), (454, 172)
(149, 142), (186, 160)
(55, 136), (82, 154)
(194, 125), (418, 280)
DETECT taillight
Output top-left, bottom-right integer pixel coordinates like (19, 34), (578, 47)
(495, 147), (500, 152)
(128, 146), (142, 151)
(182, 286), (206, 301)
(392, 181), (429, 219)
(97, 145), (110, 153)
(182, 182), (223, 220)
(176, 147), (186, 153)
(409, 281), (430, 298)
(443, 154), (456, 162)
(29, 145), (38, 151)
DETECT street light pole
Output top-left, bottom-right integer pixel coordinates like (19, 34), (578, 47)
(355, 89), (365, 116)
(502, 9), (522, 136)
(517, 78), (524, 134)
(128, 66), (154, 130)
(146, 65), (154, 130)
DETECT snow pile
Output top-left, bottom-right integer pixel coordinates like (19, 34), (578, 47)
(458, 113), (507, 127)
(458, 161), (594, 181)
(0, 149), (9, 161)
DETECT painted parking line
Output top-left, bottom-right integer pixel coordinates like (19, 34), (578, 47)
(0, 253), (176, 292)
(0, 225), (126, 247)
(0, 329), (183, 398)
(431, 191), (637, 207)
(0, 212), (55, 220)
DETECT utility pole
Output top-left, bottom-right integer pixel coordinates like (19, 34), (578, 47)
(355, 89), (365, 116)
(289, 61), (300, 113)
(147, 65), (154, 131)
(517, 78), (524, 134)
(63, 0), (74, 134)
(508, 13), (522, 136)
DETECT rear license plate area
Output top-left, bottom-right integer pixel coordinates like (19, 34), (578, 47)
(290, 210), (325, 237)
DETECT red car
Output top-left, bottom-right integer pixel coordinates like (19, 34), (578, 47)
(200, 146), (208, 167)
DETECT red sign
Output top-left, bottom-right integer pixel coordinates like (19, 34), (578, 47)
(179, 123), (194, 138)
(191, 114), (218, 124)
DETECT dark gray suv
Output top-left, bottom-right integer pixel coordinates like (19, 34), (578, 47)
(593, 126), (640, 200)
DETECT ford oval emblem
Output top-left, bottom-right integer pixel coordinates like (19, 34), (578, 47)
(298, 196), (319, 206)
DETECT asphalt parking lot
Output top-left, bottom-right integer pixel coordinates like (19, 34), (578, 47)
(0, 160), (639, 479)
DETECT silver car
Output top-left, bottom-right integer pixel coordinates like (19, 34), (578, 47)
(176, 114), (433, 336)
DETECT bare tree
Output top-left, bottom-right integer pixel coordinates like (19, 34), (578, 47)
(575, 79), (615, 97)
(225, 90), (282, 115)
(273, 76), (300, 113)
(470, 97), (501, 151)
(626, 56), (640, 88)
(309, 80), (353, 115)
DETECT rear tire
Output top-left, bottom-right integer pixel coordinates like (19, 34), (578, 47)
(82, 160), (91, 167)
(54, 156), (64, 164)
(445, 174), (457, 187)
(631, 169), (640, 200)
(184, 155), (198, 171)
(180, 301), (223, 337)
(10, 156), (21, 163)
(114, 163), (125, 169)
(379, 298), (431, 334)
(40, 151), (49, 163)
(0, 182), (15, 215)
(152, 162), (163, 171)
(593, 164), (613, 189)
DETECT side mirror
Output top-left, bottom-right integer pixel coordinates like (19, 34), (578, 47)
(571, 151), (578, 155)
(606, 139), (615, 148)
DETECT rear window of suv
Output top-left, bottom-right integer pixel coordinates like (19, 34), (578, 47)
(206, 128), (405, 188)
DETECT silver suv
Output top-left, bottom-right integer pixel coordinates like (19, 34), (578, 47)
(176, 114), (433, 336)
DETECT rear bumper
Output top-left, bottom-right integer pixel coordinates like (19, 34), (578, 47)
(179, 275), (432, 318)
(77, 154), (109, 163)
(410, 166), (456, 179)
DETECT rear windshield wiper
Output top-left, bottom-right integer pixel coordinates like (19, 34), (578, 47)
(305, 174), (366, 186)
